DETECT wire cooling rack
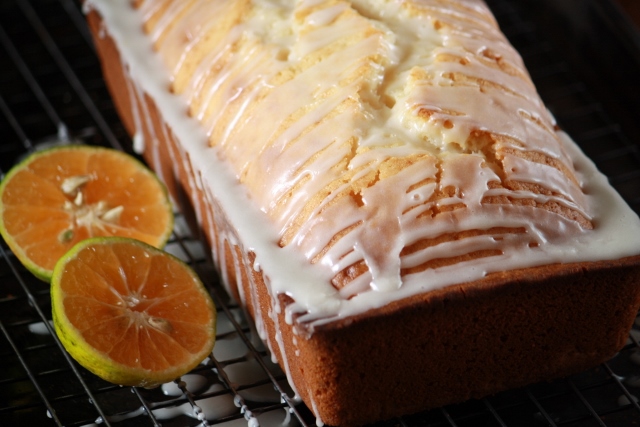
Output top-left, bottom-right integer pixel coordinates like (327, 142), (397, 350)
(1, 0), (640, 426)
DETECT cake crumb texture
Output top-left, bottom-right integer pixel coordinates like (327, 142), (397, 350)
(137, 0), (594, 300)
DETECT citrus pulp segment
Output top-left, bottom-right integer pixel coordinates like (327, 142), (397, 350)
(0, 145), (173, 281)
(51, 237), (216, 388)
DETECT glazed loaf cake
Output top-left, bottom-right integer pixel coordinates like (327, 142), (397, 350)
(84, 0), (640, 425)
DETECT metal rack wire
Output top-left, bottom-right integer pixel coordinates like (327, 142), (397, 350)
(1, 0), (639, 426)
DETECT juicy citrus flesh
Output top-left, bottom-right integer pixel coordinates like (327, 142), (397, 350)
(0, 145), (173, 281)
(51, 237), (216, 388)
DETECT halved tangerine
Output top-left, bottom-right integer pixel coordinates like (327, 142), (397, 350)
(51, 237), (216, 388)
(0, 145), (173, 281)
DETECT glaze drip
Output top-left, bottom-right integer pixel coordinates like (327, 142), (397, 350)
(136, 0), (593, 297)
(86, 0), (640, 330)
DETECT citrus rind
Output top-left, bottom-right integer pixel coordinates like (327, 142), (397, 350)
(51, 236), (216, 388)
(0, 144), (174, 282)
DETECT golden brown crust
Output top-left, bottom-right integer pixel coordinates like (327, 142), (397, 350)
(87, 9), (640, 426)
(259, 255), (640, 426)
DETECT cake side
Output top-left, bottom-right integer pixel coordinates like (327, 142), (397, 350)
(84, 1), (640, 425)
(283, 259), (640, 425)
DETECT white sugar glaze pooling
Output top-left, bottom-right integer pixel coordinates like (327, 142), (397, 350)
(85, 5), (640, 419)
(84, 0), (640, 326)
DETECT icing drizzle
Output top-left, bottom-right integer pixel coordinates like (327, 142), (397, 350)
(85, 0), (640, 333)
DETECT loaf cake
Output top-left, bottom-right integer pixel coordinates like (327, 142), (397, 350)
(83, 0), (640, 425)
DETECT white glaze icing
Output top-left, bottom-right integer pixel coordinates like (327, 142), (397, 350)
(85, 0), (640, 374)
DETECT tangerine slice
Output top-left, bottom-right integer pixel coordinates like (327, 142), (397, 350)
(51, 237), (216, 388)
(0, 145), (173, 281)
